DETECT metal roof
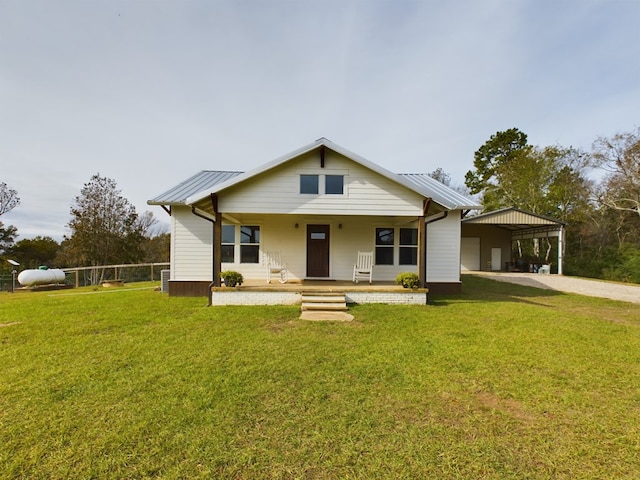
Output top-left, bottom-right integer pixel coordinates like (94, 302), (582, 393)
(182, 137), (481, 211)
(147, 171), (243, 206)
(400, 173), (481, 210)
(462, 207), (565, 232)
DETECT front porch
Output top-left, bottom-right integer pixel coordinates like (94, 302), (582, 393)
(210, 279), (429, 305)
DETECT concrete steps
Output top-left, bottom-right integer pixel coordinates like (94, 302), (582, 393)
(300, 292), (348, 311)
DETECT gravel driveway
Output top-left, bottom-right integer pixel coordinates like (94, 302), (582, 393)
(471, 272), (640, 304)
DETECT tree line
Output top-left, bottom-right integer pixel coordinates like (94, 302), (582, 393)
(0, 174), (169, 276)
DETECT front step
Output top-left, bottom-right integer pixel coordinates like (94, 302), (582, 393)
(300, 292), (348, 311)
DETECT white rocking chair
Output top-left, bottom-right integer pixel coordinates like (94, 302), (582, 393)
(352, 251), (374, 284)
(264, 251), (288, 284)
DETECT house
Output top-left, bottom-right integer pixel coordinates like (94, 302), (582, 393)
(148, 137), (481, 297)
(461, 207), (566, 274)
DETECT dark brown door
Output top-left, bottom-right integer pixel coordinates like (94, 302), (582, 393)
(306, 224), (330, 277)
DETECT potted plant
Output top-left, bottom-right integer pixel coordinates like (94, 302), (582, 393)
(395, 272), (420, 290)
(221, 270), (243, 287)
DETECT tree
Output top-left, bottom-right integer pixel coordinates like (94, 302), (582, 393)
(0, 222), (17, 257)
(465, 128), (531, 209)
(592, 128), (640, 217)
(0, 182), (20, 216)
(9, 236), (60, 269)
(60, 174), (146, 273)
(0, 182), (20, 267)
(428, 167), (451, 186)
(141, 232), (170, 263)
(465, 129), (592, 220)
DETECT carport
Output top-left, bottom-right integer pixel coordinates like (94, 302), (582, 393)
(461, 207), (566, 274)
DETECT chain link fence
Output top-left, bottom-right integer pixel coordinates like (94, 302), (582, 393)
(62, 263), (170, 287)
(0, 263), (170, 290)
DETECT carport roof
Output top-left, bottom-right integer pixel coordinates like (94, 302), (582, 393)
(462, 207), (565, 232)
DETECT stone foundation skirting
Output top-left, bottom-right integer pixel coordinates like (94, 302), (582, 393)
(211, 290), (428, 305)
(345, 291), (428, 305)
(212, 291), (302, 305)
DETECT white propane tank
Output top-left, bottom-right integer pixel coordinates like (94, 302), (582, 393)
(17, 268), (66, 287)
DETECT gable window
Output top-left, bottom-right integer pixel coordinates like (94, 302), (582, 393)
(221, 225), (236, 263)
(325, 175), (344, 195)
(300, 175), (319, 194)
(375, 228), (394, 265)
(240, 226), (260, 263)
(399, 228), (418, 265)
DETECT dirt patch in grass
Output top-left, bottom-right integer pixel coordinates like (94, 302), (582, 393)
(476, 391), (538, 423)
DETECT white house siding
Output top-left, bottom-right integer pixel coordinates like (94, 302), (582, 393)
(171, 206), (212, 281)
(218, 214), (440, 283)
(426, 212), (462, 283)
(217, 150), (425, 216)
(170, 208), (463, 284)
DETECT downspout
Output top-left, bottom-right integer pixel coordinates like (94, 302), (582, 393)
(191, 203), (217, 307)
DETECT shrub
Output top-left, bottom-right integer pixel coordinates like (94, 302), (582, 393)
(221, 270), (243, 287)
(395, 272), (420, 289)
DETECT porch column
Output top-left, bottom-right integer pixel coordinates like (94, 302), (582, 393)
(418, 199), (430, 289)
(212, 194), (222, 287)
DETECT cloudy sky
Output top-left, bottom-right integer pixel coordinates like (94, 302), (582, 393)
(1, 0), (638, 241)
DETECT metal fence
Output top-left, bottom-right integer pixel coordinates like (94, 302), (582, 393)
(0, 274), (18, 292)
(62, 263), (170, 287)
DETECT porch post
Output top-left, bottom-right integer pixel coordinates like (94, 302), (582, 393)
(212, 194), (222, 287)
(418, 199), (430, 289)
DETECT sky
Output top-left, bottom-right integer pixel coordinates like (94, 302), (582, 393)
(1, 0), (639, 241)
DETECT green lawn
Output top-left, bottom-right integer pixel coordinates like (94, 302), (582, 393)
(1, 277), (639, 479)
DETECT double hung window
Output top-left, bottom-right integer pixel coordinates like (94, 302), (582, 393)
(299, 174), (345, 195)
(375, 228), (395, 265)
(375, 227), (418, 266)
(399, 228), (418, 265)
(221, 225), (261, 264)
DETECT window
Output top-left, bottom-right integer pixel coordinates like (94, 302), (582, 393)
(240, 226), (260, 263)
(300, 175), (319, 194)
(375, 228), (394, 265)
(221, 225), (235, 263)
(399, 228), (418, 265)
(325, 175), (344, 194)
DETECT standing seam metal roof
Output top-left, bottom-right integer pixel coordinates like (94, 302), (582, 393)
(147, 171), (243, 205)
(399, 173), (480, 210)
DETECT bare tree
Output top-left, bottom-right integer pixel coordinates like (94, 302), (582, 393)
(593, 128), (640, 217)
(0, 182), (20, 216)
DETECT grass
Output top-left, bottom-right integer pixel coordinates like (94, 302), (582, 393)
(1, 278), (639, 479)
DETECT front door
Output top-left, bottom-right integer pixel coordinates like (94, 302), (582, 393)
(306, 224), (330, 278)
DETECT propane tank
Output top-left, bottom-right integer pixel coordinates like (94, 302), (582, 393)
(17, 267), (66, 287)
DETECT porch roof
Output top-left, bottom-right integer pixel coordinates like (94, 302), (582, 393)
(147, 170), (242, 206)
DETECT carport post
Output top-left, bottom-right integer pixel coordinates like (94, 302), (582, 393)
(557, 225), (564, 275)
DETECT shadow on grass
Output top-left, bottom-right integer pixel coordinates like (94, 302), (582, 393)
(430, 274), (566, 307)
